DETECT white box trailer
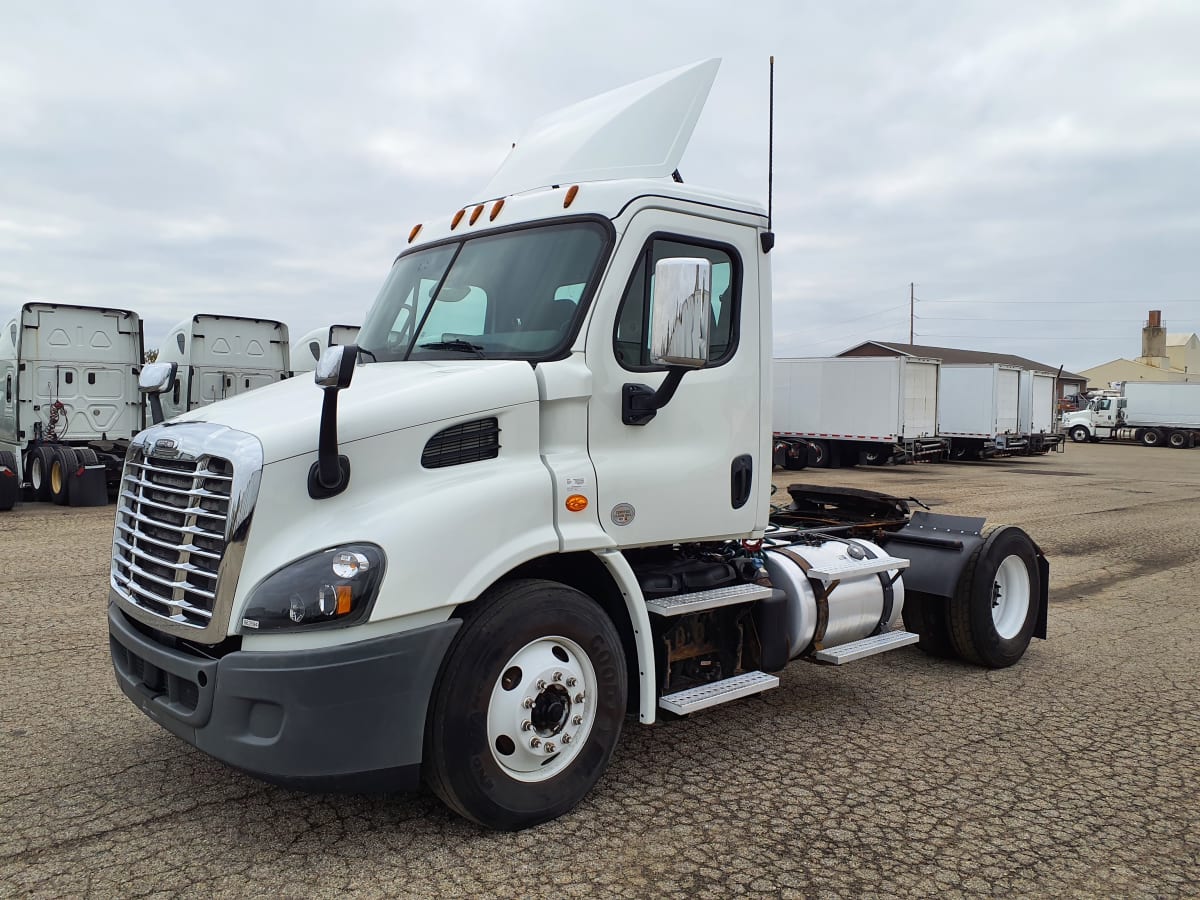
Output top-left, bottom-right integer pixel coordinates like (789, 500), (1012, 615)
(939, 363), (1027, 459)
(291, 324), (361, 374)
(0, 301), (144, 508)
(1062, 381), (1200, 448)
(1018, 370), (1064, 454)
(772, 356), (946, 467)
(155, 315), (290, 419)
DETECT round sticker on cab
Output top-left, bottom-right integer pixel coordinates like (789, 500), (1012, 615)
(610, 503), (635, 526)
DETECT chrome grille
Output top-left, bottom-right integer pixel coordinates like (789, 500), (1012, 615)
(112, 451), (234, 628)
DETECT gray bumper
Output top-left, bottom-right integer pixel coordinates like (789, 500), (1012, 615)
(108, 603), (460, 792)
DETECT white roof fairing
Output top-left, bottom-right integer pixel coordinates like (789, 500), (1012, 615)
(478, 58), (721, 202)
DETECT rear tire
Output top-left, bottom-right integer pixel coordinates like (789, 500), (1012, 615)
(859, 448), (888, 466)
(424, 579), (627, 830)
(947, 525), (1041, 668)
(1168, 430), (1189, 449)
(807, 440), (835, 469)
(49, 446), (78, 505)
(0, 450), (18, 511)
(1141, 428), (1164, 447)
(26, 446), (55, 500)
(902, 591), (956, 659)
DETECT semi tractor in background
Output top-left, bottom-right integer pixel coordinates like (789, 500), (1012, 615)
(0, 301), (144, 510)
(155, 315), (291, 419)
(108, 60), (1049, 830)
(773, 356), (945, 467)
(1062, 382), (1200, 447)
(938, 363), (1027, 459)
(291, 324), (361, 374)
(1019, 369), (1064, 454)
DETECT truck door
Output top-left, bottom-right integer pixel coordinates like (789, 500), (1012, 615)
(584, 210), (764, 546)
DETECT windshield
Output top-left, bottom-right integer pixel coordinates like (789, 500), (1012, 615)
(357, 220), (610, 362)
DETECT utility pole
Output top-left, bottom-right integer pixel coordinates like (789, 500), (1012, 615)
(909, 282), (914, 344)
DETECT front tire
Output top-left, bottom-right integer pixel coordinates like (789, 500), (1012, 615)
(948, 525), (1041, 668)
(424, 579), (627, 830)
(1069, 425), (1090, 443)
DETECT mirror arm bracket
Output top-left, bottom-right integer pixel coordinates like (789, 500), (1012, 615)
(622, 367), (687, 426)
(308, 387), (351, 498)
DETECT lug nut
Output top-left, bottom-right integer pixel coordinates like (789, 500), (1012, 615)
(530, 737), (541, 749)
(521, 720), (532, 731)
(574, 693), (585, 703)
(522, 697), (535, 709)
(572, 714), (583, 726)
(553, 671), (563, 682)
(536, 679), (547, 690)
(544, 742), (556, 753)
(565, 676), (577, 687)
(561, 733), (572, 744)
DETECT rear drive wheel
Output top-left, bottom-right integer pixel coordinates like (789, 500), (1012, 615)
(1069, 425), (1090, 443)
(948, 525), (1041, 668)
(1168, 430), (1189, 449)
(1141, 428), (1164, 447)
(807, 440), (836, 469)
(859, 447), (889, 466)
(50, 446), (79, 505)
(0, 451), (17, 511)
(26, 446), (55, 500)
(424, 579), (627, 830)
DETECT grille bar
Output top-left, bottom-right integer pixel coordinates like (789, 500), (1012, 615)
(123, 473), (231, 501)
(119, 489), (228, 522)
(113, 554), (217, 600)
(112, 571), (214, 619)
(113, 538), (220, 581)
(114, 523), (222, 561)
(128, 459), (234, 482)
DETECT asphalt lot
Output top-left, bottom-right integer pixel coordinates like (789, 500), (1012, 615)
(2, 441), (1199, 898)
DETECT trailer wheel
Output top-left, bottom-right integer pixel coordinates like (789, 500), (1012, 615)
(0, 451), (18, 512)
(901, 591), (956, 658)
(1168, 430), (1189, 449)
(1069, 425), (1090, 443)
(948, 525), (1041, 669)
(807, 440), (836, 468)
(49, 446), (79, 505)
(1141, 429), (1164, 447)
(424, 578), (627, 830)
(26, 446), (55, 500)
(859, 448), (888, 466)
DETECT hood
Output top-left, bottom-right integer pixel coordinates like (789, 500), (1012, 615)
(169, 360), (540, 463)
(478, 58), (720, 201)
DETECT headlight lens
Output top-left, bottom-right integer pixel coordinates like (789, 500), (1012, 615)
(240, 544), (385, 632)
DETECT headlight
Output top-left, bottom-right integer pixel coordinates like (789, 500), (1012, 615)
(240, 544), (385, 632)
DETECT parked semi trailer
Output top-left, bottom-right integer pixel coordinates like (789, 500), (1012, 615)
(0, 301), (144, 509)
(939, 362), (1027, 459)
(108, 60), (1049, 830)
(1019, 369), (1065, 454)
(773, 356), (945, 467)
(154, 315), (291, 419)
(291, 324), (361, 374)
(1062, 381), (1200, 447)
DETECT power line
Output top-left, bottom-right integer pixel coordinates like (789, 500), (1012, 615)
(917, 298), (1200, 305)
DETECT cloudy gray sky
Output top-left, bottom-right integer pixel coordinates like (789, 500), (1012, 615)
(2, 0), (1198, 372)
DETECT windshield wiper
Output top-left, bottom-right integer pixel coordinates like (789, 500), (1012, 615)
(418, 339), (486, 357)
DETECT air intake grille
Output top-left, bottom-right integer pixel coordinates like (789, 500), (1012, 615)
(421, 418), (501, 469)
(112, 451), (233, 628)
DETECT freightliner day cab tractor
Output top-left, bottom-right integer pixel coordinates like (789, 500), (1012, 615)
(109, 60), (1049, 830)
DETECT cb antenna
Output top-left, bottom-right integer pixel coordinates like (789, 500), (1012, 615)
(761, 56), (776, 254)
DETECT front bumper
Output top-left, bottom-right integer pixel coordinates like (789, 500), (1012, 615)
(108, 602), (460, 791)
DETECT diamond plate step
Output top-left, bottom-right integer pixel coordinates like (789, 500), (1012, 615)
(644, 583), (774, 617)
(658, 671), (779, 715)
(812, 630), (919, 665)
(806, 555), (910, 586)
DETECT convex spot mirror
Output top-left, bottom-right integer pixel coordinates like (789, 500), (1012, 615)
(649, 258), (712, 369)
(139, 361), (177, 394)
(315, 344), (357, 389)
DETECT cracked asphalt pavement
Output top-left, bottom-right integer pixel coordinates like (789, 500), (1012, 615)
(2, 441), (1198, 897)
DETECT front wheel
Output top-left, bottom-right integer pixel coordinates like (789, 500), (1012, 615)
(948, 525), (1041, 668)
(1069, 425), (1090, 443)
(424, 579), (627, 830)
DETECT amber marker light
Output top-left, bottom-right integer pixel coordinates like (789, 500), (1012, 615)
(565, 494), (588, 512)
(490, 199), (505, 221)
(469, 204), (484, 225)
(407, 223), (422, 243)
(451, 209), (465, 229)
(563, 185), (579, 208)
(335, 584), (353, 615)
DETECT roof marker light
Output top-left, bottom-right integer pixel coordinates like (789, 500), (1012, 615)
(490, 199), (505, 221)
(469, 204), (484, 225)
(408, 224), (422, 243)
(564, 185), (579, 208)
(451, 209), (465, 229)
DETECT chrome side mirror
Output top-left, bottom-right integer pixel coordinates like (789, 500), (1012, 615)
(315, 344), (357, 389)
(140, 361), (178, 425)
(649, 258), (711, 369)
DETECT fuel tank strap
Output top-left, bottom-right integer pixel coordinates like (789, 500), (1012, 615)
(772, 547), (830, 647)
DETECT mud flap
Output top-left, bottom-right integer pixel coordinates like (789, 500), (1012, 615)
(0, 465), (17, 511)
(68, 464), (109, 507)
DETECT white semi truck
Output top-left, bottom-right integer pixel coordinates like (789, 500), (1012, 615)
(154, 314), (290, 419)
(108, 60), (1048, 830)
(0, 301), (145, 509)
(1018, 369), (1064, 454)
(938, 363), (1027, 459)
(773, 356), (945, 467)
(291, 324), (361, 374)
(1062, 381), (1200, 448)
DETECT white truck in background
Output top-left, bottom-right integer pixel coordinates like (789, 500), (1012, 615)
(772, 356), (946, 467)
(1062, 381), (1200, 448)
(939, 363), (1027, 459)
(1018, 369), (1064, 454)
(0, 301), (144, 509)
(154, 315), (290, 419)
(108, 59), (1049, 830)
(291, 324), (361, 374)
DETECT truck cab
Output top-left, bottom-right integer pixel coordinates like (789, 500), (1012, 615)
(1063, 394), (1126, 442)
